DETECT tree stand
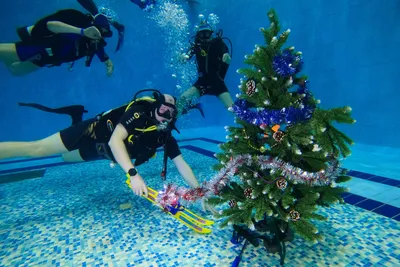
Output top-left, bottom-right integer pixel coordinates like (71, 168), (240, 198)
(230, 217), (294, 266)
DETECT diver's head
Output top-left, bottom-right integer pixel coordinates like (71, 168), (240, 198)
(93, 14), (113, 38)
(196, 24), (213, 43)
(154, 94), (178, 124)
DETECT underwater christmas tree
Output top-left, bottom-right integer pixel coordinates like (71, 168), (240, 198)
(154, 8), (355, 265)
(204, 8), (355, 261)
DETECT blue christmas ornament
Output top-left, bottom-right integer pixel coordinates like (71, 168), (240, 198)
(296, 79), (314, 104)
(297, 79), (309, 95)
(272, 49), (303, 77)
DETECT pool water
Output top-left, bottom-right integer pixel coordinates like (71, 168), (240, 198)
(1, 127), (399, 267)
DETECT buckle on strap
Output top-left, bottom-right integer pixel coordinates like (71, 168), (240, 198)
(96, 143), (112, 160)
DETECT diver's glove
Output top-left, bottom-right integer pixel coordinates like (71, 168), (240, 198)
(105, 59), (114, 77)
(222, 53), (231, 64)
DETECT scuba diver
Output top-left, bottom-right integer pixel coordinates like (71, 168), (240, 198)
(77, 0), (125, 52)
(0, 8), (114, 77)
(177, 19), (234, 116)
(1, 90), (213, 204)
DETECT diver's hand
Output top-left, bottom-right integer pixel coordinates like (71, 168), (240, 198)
(105, 59), (114, 77)
(130, 174), (148, 197)
(222, 53), (231, 64)
(84, 26), (102, 40)
(201, 198), (218, 215)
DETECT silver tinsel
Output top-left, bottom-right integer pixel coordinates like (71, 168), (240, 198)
(155, 154), (341, 207)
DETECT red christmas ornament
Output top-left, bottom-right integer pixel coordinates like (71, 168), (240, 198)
(273, 131), (285, 142)
(244, 188), (253, 199)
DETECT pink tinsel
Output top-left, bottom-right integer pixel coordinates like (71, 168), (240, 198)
(155, 154), (342, 208)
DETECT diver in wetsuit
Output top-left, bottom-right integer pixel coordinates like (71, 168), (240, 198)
(0, 91), (211, 201)
(177, 23), (234, 116)
(0, 9), (114, 77)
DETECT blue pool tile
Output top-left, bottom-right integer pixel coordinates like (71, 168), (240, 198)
(341, 192), (352, 198)
(372, 204), (400, 218)
(357, 173), (378, 179)
(393, 214), (400, 222)
(199, 138), (223, 144)
(0, 155), (58, 165)
(344, 194), (366, 205)
(184, 145), (216, 159)
(346, 170), (364, 177)
(0, 169), (46, 184)
(380, 179), (400, 187)
(367, 176), (388, 183)
(355, 199), (384, 211)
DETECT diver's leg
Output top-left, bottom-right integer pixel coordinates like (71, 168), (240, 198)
(185, 0), (201, 24)
(77, 0), (99, 15)
(61, 150), (85, 162)
(217, 92), (234, 109)
(130, 0), (145, 9)
(0, 133), (69, 160)
(9, 61), (41, 76)
(0, 43), (20, 66)
(176, 86), (201, 115)
(0, 43), (42, 76)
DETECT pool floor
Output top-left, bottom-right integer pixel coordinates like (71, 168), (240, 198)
(0, 127), (399, 267)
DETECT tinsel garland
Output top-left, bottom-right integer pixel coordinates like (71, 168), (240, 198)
(231, 99), (314, 127)
(272, 49), (303, 77)
(155, 154), (342, 208)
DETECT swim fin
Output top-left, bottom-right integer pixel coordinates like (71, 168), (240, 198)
(77, 0), (99, 15)
(18, 102), (88, 126)
(111, 21), (125, 52)
(182, 103), (205, 118)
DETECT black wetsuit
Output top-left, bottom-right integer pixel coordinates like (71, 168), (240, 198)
(188, 38), (230, 97)
(15, 9), (109, 67)
(59, 101), (181, 164)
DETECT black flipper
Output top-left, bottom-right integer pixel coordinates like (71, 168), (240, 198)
(181, 103), (205, 118)
(110, 21), (125, 52)
(77, 0), (99, 15)
(18, 102), (88, 126)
